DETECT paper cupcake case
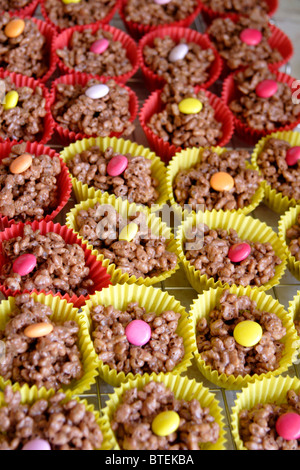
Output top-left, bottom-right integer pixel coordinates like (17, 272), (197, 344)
(0, 383), (105, 450)
(0, 140), (72, 225)
(81, 283), (195, 387)
(176, 209), (287, 294)
(0, 70), (54, 145)
(0, 220), (111, 308)
(49, 72), (139, 146)
(199, 0), (278, 25)
(0, 292), (99, 395)
(231, 375), (300, 450)
(66, 194), (179, 287)
(189, 285), (299, 390)
(101, 372), (227, 450)
(53, 22), (139, 85)
(251, 131), (300, 214)
(5, 0), (39, 17)
(278, 205), (300, 282)
(119, 0), (202, 41)
(137, 26), (223, 92)
(40, 0), (122, 33)
(166, 145), (265, 222)
(221, 68), (300, 145)
(139, 86), (235, 164)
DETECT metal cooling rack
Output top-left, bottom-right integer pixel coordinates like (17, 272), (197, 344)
(30, 3), (300, 450)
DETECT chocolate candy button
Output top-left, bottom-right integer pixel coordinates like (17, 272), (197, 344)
(152, 411), (180, 437)
(24, 322), (54, 339)
(22, 439), (51, 451)
(178, 98), (203, 115)
(119, 222), (139, 242)
(228, 242), (251, 263)
(90, 38), (109, 54)
(286, 146), (300, 166)
(13, 254), (37, 276)
(125, 319), (151, 346)
(256, 80), (278, 99)
(168, 43), (189, 62)
(107, 154), (128, 177)
(9, 153), (33, 174)
(4, 19), (25, 38)
(240, 28), (263, 46)
(3, 90), (19, 110)
(233, 320), (263, 348)
(210, 172), (234, 192)
(85, 84), (109, 99)
(276, 413), (300, 440)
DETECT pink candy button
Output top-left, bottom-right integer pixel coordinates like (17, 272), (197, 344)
(154, 0), (171, 4)
(90, 38), (109, 55)
(275, 413), (300, 440)
(125, 319), (152, 347)
(256, 79), (278, 99)
(22, 439), (51, 451)
(107, 154), (128, 177)
(240, 28), (263, 46)
(286, 146), (300, 166)
(228, 243), (251, 263)
(13, 254), (37, 276)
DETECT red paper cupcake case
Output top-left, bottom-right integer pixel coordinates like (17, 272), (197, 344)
(199, 0), (278, 25)
(0, 140), (72, 224)
(40, 0), (122, 33)
(53, 23), (139, 84)
(207, 23), (293, 80)
(0, 221), (111, 308)
(137, 27), (223, 92)
(0, 70), (54, 145)
(221, 69), (300, 145)
(5, 0), (39, 17)
(139, 87), (235, 163)
(119, 0), (202, 41)
(49, 72), (139, 146)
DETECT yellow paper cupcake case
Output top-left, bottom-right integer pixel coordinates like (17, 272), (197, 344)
(0, 383), (105, 450)
(66, 194), (179, 286)
(278, 205), (300, 282)
(176, 209), (287, 293)
(231, 376), (300, 450)
(189, 285), (300, 390)
(100, 372), (227, 450)
(60, 136), (169, 210)
(167, 146), (264, 221)
(81, 283), (195, 387)
(251, 130), (300, 214)
(0, 293), (99, 395)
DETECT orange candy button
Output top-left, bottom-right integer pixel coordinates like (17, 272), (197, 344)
(9, 153), (33, 174)
(4, 19), (25, 38)
(24, 322), (54, 339)
(210, 172), (234, 192)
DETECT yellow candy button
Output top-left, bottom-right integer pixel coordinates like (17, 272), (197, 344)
(233, 320), (263, 348)
(10, 153), (33, 174)
(4, 19), (25, 38)
(62, 0), (81, 3)
(3, 90), (19, 110)
(152, 411), (180, 437)
(119, 222), (139, 242)
(178, 98), (203, 115)
(210, 172), (234, 192)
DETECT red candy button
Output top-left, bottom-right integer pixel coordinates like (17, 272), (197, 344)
(286, 146), (300, 166)
(13, 254), (37, 276)
(240, 28), (263, 46)
(107, 155), (128, 177)
(276, 413), (300, 440)
(228, 243), (251, 263)
(256, 80), (278, 99)
(125, 319), (152, 347)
